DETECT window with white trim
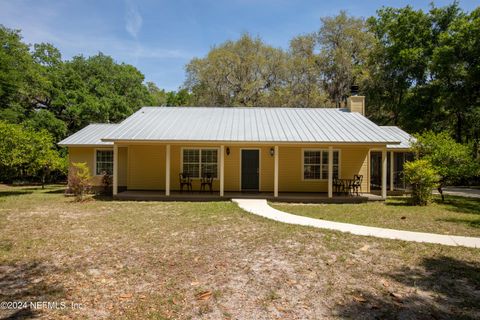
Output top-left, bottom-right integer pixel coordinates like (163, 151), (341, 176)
(182, 149), (218, 178)
(303, 150), (339, 180)
(96, 150), (113, 175)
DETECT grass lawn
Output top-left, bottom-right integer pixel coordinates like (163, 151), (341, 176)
(272, 195), (480, 237)
(0, 185), (479, 319)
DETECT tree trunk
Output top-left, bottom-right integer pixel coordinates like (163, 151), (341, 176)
(437, 186), (444, 202)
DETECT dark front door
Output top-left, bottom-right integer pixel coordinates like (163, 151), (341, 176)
(241, 149), (259, 191)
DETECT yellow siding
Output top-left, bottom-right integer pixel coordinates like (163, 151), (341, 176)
(68, 147), (101, 185)
(341, 147), (369, 192)
(67, 143), (374, 192)
(127, 145), (165, 190)
(118, 147), (127, 186)
(279, 147), (325, 192)
(278, 145), (369, 192)
(260, 147), (274, 191)
(224, 146), (239, 191)
(68, 146), (127, 187)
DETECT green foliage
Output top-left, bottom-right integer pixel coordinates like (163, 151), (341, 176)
(365, 2), (480, 153)
(404, 159), (439, 206)
(48, 53), (152, 132)
(0, 121), (66, 184)
(431, 7), (480, 143)
(316, 11), (374, 106)
(283, 35), (329, 107)
(412, 131), (479, 188)
(68, 162), (92, 201)
(166, 88), (191, 106)
(185, 33), (287, 107)
(0, 25), (38, 123)
(28, 132), (67, 188)
(0, 25), (155, 141)
(185, 15), (373, 108)
(366, 5), (439, 125)
(147, 82), (192, 106)
(146, 81), (167, 106)
(24, 109), (67, 142)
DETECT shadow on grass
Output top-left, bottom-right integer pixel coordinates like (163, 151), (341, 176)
(44, 188), (66, 194)
(438, 218), (480, 229)
(438, 196), (480, 215)
(385, 197), (412, 207)
(386, 195), (480, 215)
(335, 256), (480, 319)
(92, 194), (114, 202)
(0, 261), (65, 319)
(0, 191), (33, 198)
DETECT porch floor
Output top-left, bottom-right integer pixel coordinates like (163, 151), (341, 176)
(114, 190), (384, 203)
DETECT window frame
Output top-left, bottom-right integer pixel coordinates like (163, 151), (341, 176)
(301, 148), (341, 181)
(94, 148), (114, 176)
(180, 147), (220, 179)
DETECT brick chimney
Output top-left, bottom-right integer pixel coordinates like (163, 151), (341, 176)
(346, 85), (365, 115)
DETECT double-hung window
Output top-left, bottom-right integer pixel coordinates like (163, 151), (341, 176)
(182, 148), (218, 178)
(303, 150), (339, 180)
(96, 150), (113, 175)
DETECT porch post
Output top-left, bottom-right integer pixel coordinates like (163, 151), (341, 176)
(220, 145), (224, 197)
(274, 145), (279, 197)
(113, 144), (118, 196)
(381, 148), (387, 199)
(165, 144), (170, 196)
(390, 151), (394, 191)
(328, 146), (333, 198)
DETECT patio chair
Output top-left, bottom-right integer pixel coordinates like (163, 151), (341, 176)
(333, 177), (343, 194)
(352, 174), (363, 196)
(200, 173), (214, 193)
(179, 173), (192, 192)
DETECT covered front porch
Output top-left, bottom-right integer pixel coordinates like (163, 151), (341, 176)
(111, 143), (391, 201)
(114, 190), (384, 203)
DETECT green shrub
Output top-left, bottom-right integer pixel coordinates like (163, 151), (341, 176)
(67, 162), (92, 201)
(412, 131), (479, 201)
(404, 159), (439, 206)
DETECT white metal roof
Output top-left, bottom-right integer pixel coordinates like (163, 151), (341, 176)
(98, 107), (401, 144)
(58, 124), (118, 146)
(382, 126), (414, 150)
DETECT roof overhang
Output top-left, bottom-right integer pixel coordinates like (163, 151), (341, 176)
(101, 139), (401, 146)
(58, 143), (113, 147)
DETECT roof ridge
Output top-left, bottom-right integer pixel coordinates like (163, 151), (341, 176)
(140, 106), (342, 110)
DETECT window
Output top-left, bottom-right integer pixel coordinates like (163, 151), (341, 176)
(182, 148), (218, 178)
(96, 150), (113, 175)
(303, 150), (339, 180)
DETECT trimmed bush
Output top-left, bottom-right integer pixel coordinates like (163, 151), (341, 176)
(404, 159), (439, 206)
(67, 162), (92, 201)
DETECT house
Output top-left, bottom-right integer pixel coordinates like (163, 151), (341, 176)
(58, 95), (413, 200)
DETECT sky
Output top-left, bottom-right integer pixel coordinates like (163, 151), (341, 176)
(0, 0), (478, 91)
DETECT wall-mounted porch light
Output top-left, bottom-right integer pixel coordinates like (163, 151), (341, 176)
(226, 147), (230, 156)
(269, 147), (275, 157)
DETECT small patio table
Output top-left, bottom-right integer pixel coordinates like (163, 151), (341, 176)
(337, 178), (355, 196)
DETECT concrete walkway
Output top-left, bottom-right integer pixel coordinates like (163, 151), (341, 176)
(233, 199), (480, 248)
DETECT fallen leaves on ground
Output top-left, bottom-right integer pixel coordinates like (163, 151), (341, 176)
(353, 295), (367, 303)
(196, 290), (213, 301)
